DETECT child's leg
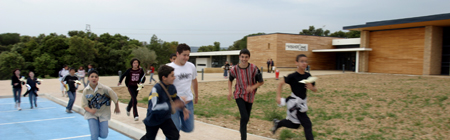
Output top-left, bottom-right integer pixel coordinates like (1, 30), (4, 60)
(297, 112), (314, 140)
(179, 101), (194, 132)
(29, 91), (34, 108)
(98, 120), (109, 138)
(127, 86), (139, 117)
(33, 91), (37, 107)
(278, 119), (300, 128)
(235, 98), (253, 140)
(141, 124), (160, 140)
(88, 118), (100, 140)
(160, 119), (180, 140)
(66, 91), (76, 110)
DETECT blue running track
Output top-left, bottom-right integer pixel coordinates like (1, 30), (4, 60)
(0, 97), (132, 140)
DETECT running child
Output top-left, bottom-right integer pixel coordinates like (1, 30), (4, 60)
(82, 70), (121, 140)
(141, 65), (190, 140)
(227, 48), (264, 140)
(61, 68), (81, 113)
(26, 71), (41, 109)
(118, 58), (146, 121)
(272, 54), (317, 140)
(11, 69), (24, 111)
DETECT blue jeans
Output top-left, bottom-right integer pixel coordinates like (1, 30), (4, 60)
(29, 90), (37, 108)
(224, 70), (228, 77)
(66, 91), (76, 110)
(171, 101), (195, 132)
(13, 88), (22, 103)
(149, 73), (156, 83)
(79, 77), (87, 88)
(88, 118), (109, 140)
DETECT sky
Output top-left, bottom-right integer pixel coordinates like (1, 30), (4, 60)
(1, 0), (449, 48)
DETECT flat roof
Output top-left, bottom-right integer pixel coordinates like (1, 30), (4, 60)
(190, 50), (240, 56)
(343, 13), (450, 31)
(312, 48), (372, 52)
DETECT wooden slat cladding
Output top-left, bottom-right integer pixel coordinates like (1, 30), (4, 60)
(248, 34), (338, 70)
(368, 27), (425, 75)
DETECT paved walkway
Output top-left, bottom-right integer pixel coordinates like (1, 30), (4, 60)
(0, 70), (347, 140)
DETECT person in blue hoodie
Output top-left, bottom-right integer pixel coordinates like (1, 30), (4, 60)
(141, 65), (190, 140)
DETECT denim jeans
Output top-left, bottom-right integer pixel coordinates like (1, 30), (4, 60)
(29, 90), (37, 108)
(149, 73), (157, 83)
(170, 101), (195, 132)
(13, 88), (22, 103)
(224, 70), (228, 77)
(66, 91), (76, 110)
(79, 77), (86, 88)
(88, 118), (109, 140)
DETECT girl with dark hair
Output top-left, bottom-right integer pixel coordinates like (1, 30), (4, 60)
(26, 71), (41, 109)
(118, 58), (146, 121)
(11, 69), (24, 111)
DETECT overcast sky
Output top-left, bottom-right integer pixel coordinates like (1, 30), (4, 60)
(1, 0), (449, 48)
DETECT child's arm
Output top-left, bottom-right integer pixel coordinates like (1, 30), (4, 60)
(85, 107), (96, 115)
(276, 80), (286, 105)
(82, 89), (96, 114)
(107, 87), (120, 114)
(228, 79), (233, 101)
(305, 83), (317, 92)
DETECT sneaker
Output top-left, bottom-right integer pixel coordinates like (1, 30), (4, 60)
(18, 107), (21, 111)
(134, 116), (139, 121)
(30, 107), (33, 109)
(35, 104), (37, 108)
(271, 119), (280, 134)
(126, 107), (130, 116)
(66, 109), (73, 113)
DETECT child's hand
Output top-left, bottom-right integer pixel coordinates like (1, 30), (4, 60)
(88, 108), (97, 114)
(305, 83), (314, 90)
(227, 93), (232, 101)
(183, 108), (190, 120)
(114, 107), (120, 114)
(246, 86), (254, 93)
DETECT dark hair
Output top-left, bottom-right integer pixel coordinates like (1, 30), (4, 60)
(170, 53), (177, 58)
(69, 67), (76, 71)
(130, 58), (141, 68)
(296, 54), (307, 62)
(87, 70), (99, 77)
(88, 64), (92, 67)
(239, 48), (251, 57)
(176, 44), (191, 54)
(12, 69), (20, 75)
(63, 64), (68, 68)
(158, 65), (174, 81)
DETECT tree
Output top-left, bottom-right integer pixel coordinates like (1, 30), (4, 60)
(228, 33), (265, 50)
(65, 36), (98, 68)
(329, 31), (347, 37)
(131, 47), (157, 70)
(0, 33), (20, 46)
(299, 26), (330, 36)
(147, 35), (177, 69)
(213, 41), (220, 51)
(197, 45), (215, 52)
(33, 53), (57, 77)
(0, 51), (25, 79)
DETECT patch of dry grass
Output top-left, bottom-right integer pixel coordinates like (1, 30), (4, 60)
(112, 73), (450, 140)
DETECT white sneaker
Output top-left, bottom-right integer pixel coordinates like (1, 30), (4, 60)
(134, 116), (139, 121)
(18, 107), (21, 111)
(126, 107), (130, 116)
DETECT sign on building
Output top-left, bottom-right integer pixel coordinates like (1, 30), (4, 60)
(285, 43), (308, 51)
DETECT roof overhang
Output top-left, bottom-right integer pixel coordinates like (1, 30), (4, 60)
(312, 48), (372, 52)
(344, 13), (450, 31)
(190, 50), (240, 56)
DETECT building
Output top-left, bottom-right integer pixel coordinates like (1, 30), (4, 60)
(189, 13), (450, 76)
(344, 13), (450, 75)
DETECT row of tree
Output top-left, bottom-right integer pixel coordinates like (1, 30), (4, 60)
(0, 31), (175, 80)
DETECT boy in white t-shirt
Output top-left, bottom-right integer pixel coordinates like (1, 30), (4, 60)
(167, 43), (198, 133)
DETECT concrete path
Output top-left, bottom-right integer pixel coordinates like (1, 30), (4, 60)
(0, 70), (347, 140)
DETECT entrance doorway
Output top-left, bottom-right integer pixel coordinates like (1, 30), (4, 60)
(336, 52), (356, 71)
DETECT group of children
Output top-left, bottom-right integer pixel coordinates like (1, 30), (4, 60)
(10, 43), (317, 140)
(11, 69), (41, 111)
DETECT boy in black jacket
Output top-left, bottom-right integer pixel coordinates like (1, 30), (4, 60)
(141, 65), (189, 140)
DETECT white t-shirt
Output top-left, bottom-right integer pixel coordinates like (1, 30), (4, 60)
(168, 62), (197, 101)
(59, 68), (69, 78)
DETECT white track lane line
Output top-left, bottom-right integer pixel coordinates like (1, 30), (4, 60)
(0, 107), (56, 113)
(0, 116), (75, 125)
(50, 134), (91, 140)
